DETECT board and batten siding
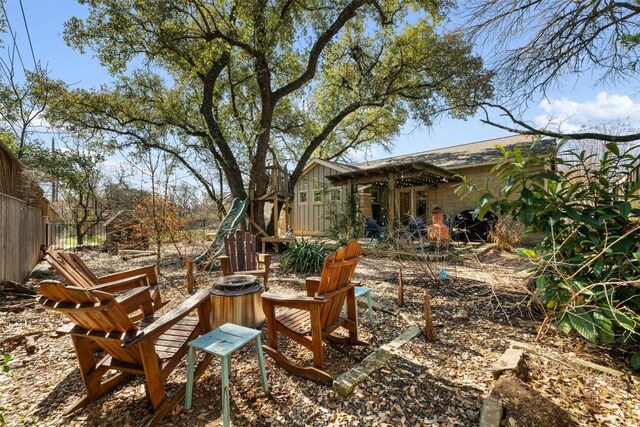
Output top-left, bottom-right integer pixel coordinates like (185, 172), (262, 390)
(1, 192), (47, 283)
(292, 163), (348, 236)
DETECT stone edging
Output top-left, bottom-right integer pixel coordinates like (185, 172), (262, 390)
(332, 325), (422, 396)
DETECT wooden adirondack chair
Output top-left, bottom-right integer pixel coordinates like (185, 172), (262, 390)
(219, 230), (271, 290)
(261, 240), (366, 382)
(36, 280), (213, 426)
(45, 249), (163, 312)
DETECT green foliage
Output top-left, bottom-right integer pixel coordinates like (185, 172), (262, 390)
(324, 190), (361, 246)
(631, 352), (640, 370)
(457, 140), (640, 350)
(44, 0), (493, 212)
(1, 353), (10, 426)
(280, 238), (329, 274)
(1, 353), (9, 373)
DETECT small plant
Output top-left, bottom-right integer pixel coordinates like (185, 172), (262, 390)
(324, 191), (361, 245)
(1, 353), (10, 426)
(1, 353), (9, 373)
(280, 238), (329, 274)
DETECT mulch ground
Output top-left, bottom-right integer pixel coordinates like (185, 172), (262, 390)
(1, 244), (638, 426)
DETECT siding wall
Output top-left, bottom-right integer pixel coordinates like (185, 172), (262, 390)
(292, 164), (347, 236)
(393, 164), (540, 219)
(0, 193), (47, 283)
(291, 161), (549, 235)
(422, 165), (500, 218)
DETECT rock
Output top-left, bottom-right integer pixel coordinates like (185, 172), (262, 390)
(29, 261), (57, 279)
(453, 309), (469, 321)
(479, 397), (503, 427)
(491, 348), (528, 380)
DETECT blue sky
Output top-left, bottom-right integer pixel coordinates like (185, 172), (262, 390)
(3, 0), (639, 162)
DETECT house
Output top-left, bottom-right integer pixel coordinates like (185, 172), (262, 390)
(291, 135), (556, 236)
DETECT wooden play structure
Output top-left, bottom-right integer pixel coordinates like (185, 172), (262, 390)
(195, 162), (294, 268)
(261, 240), (366, 382)
(249, 163), (295, 253)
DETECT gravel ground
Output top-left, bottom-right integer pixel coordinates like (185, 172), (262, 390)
(1, 244), (638, 426)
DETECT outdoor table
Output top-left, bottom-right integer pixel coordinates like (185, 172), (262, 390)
(184, 323), (269, 427)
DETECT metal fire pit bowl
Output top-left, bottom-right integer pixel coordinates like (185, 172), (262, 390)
(210, 274), (265, 328)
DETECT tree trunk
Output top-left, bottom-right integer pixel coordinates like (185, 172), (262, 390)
(76, 224), (85, 245)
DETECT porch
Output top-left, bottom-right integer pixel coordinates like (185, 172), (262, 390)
(326, 160), (460, 232)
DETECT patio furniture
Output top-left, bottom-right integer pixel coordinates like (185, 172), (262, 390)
(45, 248), (163, 314)
(184, 323), (269, 427)
(261, 240), (366, 382)
(35, 281), (213, 426)
(210, 274), (265, 328)
(220, 230), (271, 290)
(364, 217), (383, 239)
(408, 217), (427, 240)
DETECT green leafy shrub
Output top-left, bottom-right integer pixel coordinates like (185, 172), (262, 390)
(280, 238), (329, 274)
(457, 140), (640, 365)
(324, 191), (361, 246)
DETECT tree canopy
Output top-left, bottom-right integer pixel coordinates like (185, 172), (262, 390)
(45, 0), (493, 229)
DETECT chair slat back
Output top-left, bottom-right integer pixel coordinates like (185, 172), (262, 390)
(224, 230), (258, 273)
(45, 250), (99, 288)
(36, 281), (142, 364)
(37, 281), (137, 333)
(64, 252), (101, 284)
(317, 240), (362, 327)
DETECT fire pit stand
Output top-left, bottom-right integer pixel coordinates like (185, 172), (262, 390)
(210, 274), (265, 329)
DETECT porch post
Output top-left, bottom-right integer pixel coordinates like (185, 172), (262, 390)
(388, 172), (395, 231)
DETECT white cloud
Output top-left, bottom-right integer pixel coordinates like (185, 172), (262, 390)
(534, 92), (640, 132)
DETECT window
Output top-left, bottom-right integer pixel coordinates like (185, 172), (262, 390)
(313, 188), (324, 204)
(299, 190), (308, 204)
(330, 187), (342, 203)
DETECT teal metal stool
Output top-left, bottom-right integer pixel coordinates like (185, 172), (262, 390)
(184, 323), (269, 427)
(344, 286), (374, 328)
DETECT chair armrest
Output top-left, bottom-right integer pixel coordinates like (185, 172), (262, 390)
(115, 287), (153, 315)
(314, 282), (357, 300)
(124, 289), (210, 347)
(262, 292), (327, 310)
(258, 253), (271, 266)
(219, 255), (231, 276)
(305, 277), (321, 297)
(92, 274), (149, 293)
(98, 265), (157, 286)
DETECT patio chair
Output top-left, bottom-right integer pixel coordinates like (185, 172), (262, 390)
(219, 230), (271, 290)
(364, 217), (383, 239)
(45, 248), (163, 312)
(35, 280), (213, 426)
(261, 240), (366, 382)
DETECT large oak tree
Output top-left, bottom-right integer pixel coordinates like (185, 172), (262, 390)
(45, 0), (492, 231)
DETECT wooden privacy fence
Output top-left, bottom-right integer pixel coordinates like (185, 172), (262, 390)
(1, 140), (54, 284)
(1, 192), (47, 283)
